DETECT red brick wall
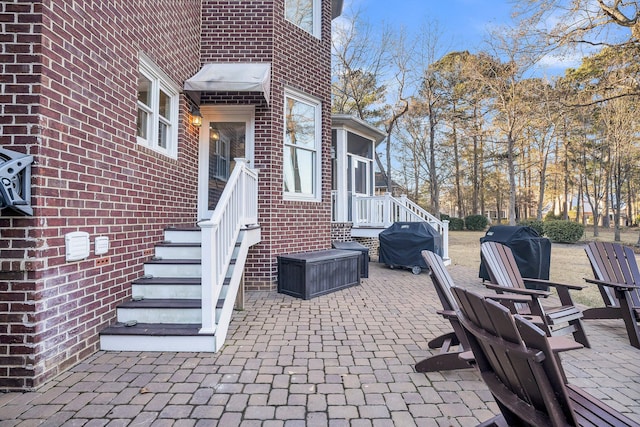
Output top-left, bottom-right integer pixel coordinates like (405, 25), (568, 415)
(0, 0), (201, 390)
(200, 0), (333, 290)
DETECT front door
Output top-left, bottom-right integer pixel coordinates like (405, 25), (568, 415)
(198, 106), (254, 218)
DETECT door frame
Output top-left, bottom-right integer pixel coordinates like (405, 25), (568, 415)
(198, 105), (255, 219)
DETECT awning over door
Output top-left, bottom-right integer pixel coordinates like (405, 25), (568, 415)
(184, 63), (271, 105)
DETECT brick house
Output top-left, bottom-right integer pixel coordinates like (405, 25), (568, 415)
(1, 0), (344, 391)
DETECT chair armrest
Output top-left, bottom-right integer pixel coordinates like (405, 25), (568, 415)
(547, 335), (584, 353)
(584, 277), (640, 292)
(484, 283), (551, 298)
(436, 309), (458, 320)
(458, 351), (475, 363)
(485, 293), (533, 304)
(524, 278), (585, 291)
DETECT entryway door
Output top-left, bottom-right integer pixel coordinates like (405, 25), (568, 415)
(198, 106), (255, 219)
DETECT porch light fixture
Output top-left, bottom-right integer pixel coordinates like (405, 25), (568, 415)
(191, 105), (202, 127)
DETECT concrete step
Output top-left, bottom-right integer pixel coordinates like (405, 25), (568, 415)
(143, 259), (201, 278)
(116, 299), (201, 324)
(100, 323), (217, 352)
(154, 242), (201, 260)
(131, 277), (201, 300)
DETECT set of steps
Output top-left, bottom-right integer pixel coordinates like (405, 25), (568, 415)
(100, 227), (222, 352)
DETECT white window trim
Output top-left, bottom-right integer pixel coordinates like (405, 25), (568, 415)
(137, 54), (180, 158)
(283, 88), (322, 202)
(285, 0), (321, 39)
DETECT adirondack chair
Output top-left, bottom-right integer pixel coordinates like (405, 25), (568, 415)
(451, 287), (640, 427)
(480, 241), (590, 348)
(415, 250), (473, 372)
(584, 241), (640, 349)
(417, 250), (575, 373)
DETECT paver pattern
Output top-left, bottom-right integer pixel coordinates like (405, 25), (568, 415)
(1, 262), (639, 426)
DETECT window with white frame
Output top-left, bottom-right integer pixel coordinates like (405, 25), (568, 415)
(283, 89), (321, 201)
(136, 56), (179, 157)
(285, 0), (320, 38)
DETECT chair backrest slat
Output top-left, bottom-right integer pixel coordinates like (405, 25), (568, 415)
(452, 287), (579, 426)
(481, 241), (526, 290)
(585, 242), (640, 308)
(421, 250), (457, 312)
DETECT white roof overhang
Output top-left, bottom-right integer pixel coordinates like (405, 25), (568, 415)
(184, 62), (271, 105)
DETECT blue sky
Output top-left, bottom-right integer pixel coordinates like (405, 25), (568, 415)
(345, 0), (577, 76)
(356, 0), (515, 49)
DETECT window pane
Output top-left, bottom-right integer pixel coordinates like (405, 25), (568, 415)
(285, 97), (315, 149)
(284, 146), (314, 194)
(347, 132), (373, 158)
(285, 0), (313, 33)
(354, 160), (367, 194)
(159, 89), (170, 120)
(138, 75), (151, 106)
(137, 108), (148, 139)
(158, 122), (168, 149)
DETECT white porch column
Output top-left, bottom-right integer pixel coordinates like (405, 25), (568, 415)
(335, 128), (348, 222)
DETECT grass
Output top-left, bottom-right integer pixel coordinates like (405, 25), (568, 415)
(447, 226), (640, 307)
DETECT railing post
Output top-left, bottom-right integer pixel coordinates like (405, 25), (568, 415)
(442, 220), (449, 261)
(199, 220), (218, 334)
(384, 193), (392, 227)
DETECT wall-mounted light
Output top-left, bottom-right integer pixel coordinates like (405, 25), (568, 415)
(191, 105), (202, 127)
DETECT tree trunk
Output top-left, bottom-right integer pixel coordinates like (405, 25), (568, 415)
(507, 134), (517, 226)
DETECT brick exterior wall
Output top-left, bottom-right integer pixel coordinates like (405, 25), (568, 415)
(0, 0), (201, 390)
(201, 0), (334, 290)
(1, 0), (336, 390)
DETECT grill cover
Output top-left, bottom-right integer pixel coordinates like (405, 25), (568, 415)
(379, 222), (442, 269)
(479, 225), (551, 285)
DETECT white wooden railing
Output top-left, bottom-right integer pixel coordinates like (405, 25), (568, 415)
(198, 158), (258, 334)
(352, 193), (449, 260)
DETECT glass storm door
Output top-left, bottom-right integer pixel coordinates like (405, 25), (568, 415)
(351, 155), (370, 197)
(198, 108), (254, 218)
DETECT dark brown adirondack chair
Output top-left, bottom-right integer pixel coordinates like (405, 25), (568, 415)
(415, 250), (472, 372)
(584, 241), (640, 349)
(480, 241), (590, 348)
(451, 287), (640, 427)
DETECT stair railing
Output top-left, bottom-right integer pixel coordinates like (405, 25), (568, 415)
(353, 193), (449, 260)
(198, 158), (258, 334)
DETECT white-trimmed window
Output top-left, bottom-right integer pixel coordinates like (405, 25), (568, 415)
(283, 89), (322, 201)
(285, 0), (320, 38)
(136, 55), (179, 157)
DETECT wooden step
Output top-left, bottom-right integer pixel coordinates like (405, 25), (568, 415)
(155, 242), (201, 260)
(131, 277), (201, 299)
(100, 323), (217, 352)
(116, 299), (201, 324)
(143, 259), (201, 277)
(100, 322), (203, 336)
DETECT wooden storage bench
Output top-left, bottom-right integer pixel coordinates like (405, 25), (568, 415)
(277, 249), (360, 300)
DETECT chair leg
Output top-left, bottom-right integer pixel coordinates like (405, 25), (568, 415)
(617, 291), (640, 349)
(571, 319), (591, 349)
(415, 352), (472, 372)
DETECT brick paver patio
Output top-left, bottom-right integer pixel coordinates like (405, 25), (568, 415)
(1, 261), (639, 426)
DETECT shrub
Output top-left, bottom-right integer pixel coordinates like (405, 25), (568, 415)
(518, 219), (545, 236)
(465, 214), (489, 231)
(545, 211), (562, 221)
(543, 220), (584, 243)
(446, 217), (465, 231)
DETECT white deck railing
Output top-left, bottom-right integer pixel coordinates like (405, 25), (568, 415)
(352, 194), (449, 260)
(198, 158), (258, 334)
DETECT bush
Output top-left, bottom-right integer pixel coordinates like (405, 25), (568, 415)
(543, 220), (584, 243)
(465, 214), (489, 231)
(518, 219), (545, 236)
(545, 211), (562, 221)
(446, 217), (465, 231)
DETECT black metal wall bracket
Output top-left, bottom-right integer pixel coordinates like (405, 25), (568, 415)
(0, 148), (34, 216)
